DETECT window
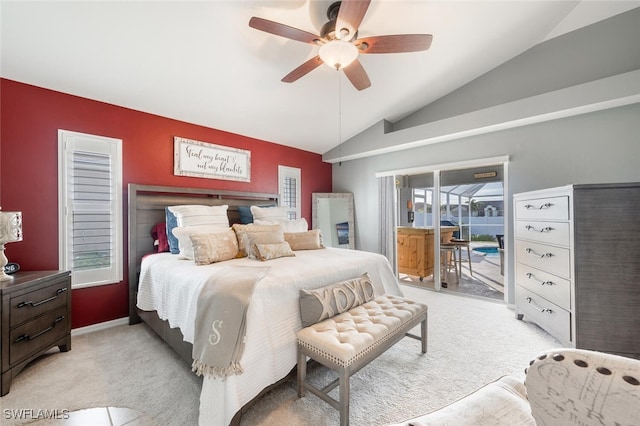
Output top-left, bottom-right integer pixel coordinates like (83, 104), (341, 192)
(278, 165), (301, 220)
(58, 130), (123, 288)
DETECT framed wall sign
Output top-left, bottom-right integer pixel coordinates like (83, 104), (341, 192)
(174, 137), (251, 182)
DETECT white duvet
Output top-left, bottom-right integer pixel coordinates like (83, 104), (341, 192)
(137, 247), (402, 425)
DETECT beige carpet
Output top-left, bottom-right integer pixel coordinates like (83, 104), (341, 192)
(2, 285), (561, 425)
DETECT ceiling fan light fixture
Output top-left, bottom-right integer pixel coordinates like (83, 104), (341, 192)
(319, 39), (358, 70)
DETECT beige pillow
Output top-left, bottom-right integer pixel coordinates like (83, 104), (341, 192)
(243, 230), (285, 259)
(171, 225), (230, 259)
(285, 229), (325, 250)
(232, 223), (283, 257)
(189, 230), (239, 265)
(299, 273), (375, 327)
(254, 241), (295, 261)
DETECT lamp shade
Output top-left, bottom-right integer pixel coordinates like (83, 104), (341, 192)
(319, 40), (358, 70)
(0, 211), (22, 243)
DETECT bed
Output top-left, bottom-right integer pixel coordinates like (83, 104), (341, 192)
(128, 184), (404, 425)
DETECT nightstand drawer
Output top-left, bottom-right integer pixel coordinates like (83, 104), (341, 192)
(10, 281), (69, 327)
(9, 306), (70, 365)
(515, 196), (569, 221)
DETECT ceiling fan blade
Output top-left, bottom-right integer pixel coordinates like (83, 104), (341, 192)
(282, 56), (324, 83)
(342, 59), (371, 91)
(335, 0), (371, 41)
(356, 34), (433, 54)
(249, 17), (321, 44)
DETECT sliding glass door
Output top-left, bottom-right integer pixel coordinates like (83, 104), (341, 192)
(396, 164), (505, 297)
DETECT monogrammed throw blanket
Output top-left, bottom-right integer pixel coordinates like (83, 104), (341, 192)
(192, 265), (270, 379)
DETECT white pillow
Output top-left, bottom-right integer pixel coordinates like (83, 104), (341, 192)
(171, 225), (232, 259)
(254, 218), (308, 233)
(250, 205), (288, 221)
(168, 205), (229, 227)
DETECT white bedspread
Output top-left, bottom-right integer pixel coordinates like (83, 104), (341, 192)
(137, 247), (402, 425)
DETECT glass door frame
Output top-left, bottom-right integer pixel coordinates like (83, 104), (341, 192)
(381, 155), (509, 297)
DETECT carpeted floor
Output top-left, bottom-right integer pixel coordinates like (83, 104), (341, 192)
(2, 285), (561, 426)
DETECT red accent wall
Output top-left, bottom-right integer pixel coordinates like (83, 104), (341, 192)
(0, 78), (332, 328)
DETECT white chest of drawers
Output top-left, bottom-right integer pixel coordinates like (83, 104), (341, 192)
(514, 183), (640, 358)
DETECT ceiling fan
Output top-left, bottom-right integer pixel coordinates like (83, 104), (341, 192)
(249, 0), (433, 91)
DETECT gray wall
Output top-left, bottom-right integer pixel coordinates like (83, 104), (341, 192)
(329, 8), (640, 304)
(333, 104), (640, 303)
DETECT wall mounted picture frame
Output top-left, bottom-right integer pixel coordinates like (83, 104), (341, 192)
(174, 136), (251, 182)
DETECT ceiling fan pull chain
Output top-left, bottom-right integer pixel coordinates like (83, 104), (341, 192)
(338, 70), (342, 145)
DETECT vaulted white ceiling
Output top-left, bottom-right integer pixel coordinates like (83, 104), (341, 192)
(1, 1), (637, 154)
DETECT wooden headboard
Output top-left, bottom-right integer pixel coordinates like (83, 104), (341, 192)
(128, 184), (279, 323)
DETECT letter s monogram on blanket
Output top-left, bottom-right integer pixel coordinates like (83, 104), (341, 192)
(209, 320), (224, 346)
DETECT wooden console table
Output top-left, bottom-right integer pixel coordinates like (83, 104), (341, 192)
(397, 226), (458, 280)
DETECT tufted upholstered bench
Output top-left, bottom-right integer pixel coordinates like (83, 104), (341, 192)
(297, 294), (428, 426)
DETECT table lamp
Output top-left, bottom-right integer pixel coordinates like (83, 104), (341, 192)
(0, 210), (22, 281)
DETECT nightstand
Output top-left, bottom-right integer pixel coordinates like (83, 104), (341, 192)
(1, 270), (71, 396)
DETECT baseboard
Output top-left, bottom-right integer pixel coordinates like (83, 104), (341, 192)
(71, 317), (129, 336)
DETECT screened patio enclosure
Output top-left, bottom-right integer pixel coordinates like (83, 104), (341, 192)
(410, 181), (504, 241)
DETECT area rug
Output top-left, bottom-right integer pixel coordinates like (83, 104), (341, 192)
(2, 285), (561, 425)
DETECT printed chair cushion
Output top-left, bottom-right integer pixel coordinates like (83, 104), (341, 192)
(526, 348), (640, 426)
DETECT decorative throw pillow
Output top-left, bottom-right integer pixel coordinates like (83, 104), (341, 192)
(250, 205), (289, 221)
(189, 229), (239, 265)
(151, 222), (170, 253)
(255, 217), (308, 233)
(168, 205), (230, 227)
(254, 241), (295, 261)
(284, 229), (325, 250)
(232, 223), (283, 257)
(243, 229), (286, 259)
(165, 207), (180, 254)
(237, 205), (254, 224)
(299, 273), (376, 327)
(171, 225), (232, 259)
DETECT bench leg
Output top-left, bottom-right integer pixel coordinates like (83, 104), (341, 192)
(297, 348), (306, 398)
(421, 317), (428, 354)
(339, 369), (350, 426)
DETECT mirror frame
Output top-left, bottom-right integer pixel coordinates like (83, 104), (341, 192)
(312, 192), (355, 250)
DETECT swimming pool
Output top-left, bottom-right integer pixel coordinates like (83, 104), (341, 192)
(473, 246), (499, 255)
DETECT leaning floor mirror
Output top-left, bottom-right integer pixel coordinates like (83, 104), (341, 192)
(312, 193), (355, 250)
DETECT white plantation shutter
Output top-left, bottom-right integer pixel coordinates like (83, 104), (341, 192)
(278, 166), (301, 220)
(59, 130), (123, 288)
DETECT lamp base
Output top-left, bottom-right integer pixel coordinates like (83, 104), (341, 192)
(0, 244), (13, 281)
(0, 271), (14, 281)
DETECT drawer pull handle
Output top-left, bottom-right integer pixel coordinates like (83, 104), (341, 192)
(525, 273), (554, 286)
(17, 288), (67, 308)
(526, 297), (553, 314)
(525, 225), (554, 233)
(14, 316), (65, 343)
(525, 248), (554, 258)
(524, 202), (553, 210)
